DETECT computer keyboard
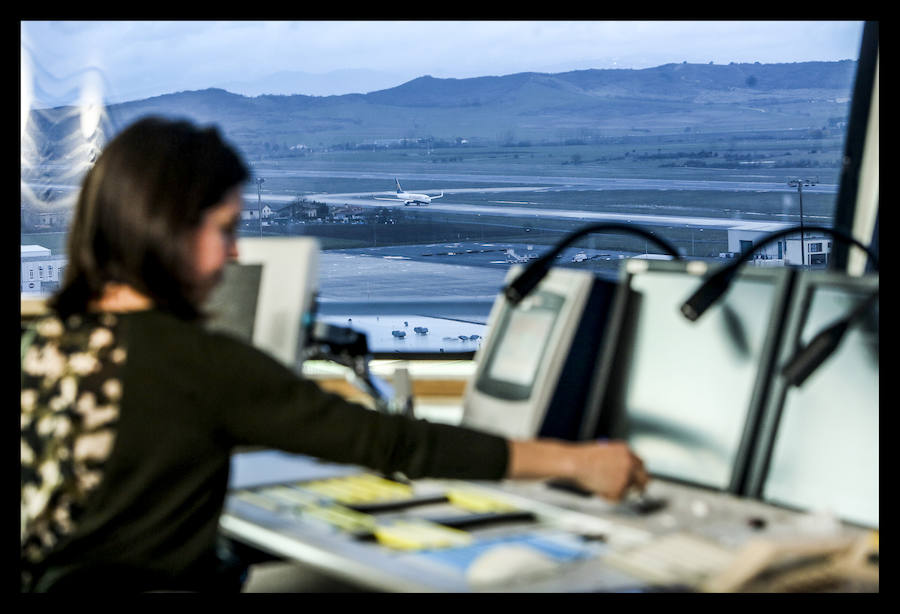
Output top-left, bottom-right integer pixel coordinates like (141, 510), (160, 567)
(603, 532), (737, 588)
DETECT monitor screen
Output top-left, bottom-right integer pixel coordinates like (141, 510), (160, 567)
(205, 237), (319, 371)
(205, 262), (263, 343)
(480, 290), (565, 398)
(750, 271), (878, 528)
(598, 260), (793, 492)
(461, 266), (601, 440)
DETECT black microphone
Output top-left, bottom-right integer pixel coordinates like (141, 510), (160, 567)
(780, 289), (878, 387)
(680, 264), (739, 322)
(680, 225), (878, 322)
(503, 223), (683, 305)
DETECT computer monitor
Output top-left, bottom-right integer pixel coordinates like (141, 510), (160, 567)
(587, 259), (795, 493)
(204, 261), (263, 343)
(205, 237), (319, 372)
(745, 270), (878, 528)
(461, 266), (619, 440)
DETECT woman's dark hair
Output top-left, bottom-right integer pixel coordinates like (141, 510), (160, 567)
(49, 116), (250, 320)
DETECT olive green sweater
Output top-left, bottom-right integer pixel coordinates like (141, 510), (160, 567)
(21, 309), (508, 591)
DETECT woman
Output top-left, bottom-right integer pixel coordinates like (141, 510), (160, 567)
(21, 117), (648, 592)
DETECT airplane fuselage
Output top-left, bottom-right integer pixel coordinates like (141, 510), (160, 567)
(375, 179), (443, 206)
(398, 192), (432, 205)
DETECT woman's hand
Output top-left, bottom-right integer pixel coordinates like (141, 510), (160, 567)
(508, 438), (649, 501)
(568, 440), (649, 501)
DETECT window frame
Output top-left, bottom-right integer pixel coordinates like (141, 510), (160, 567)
(830, 21), (879, 273)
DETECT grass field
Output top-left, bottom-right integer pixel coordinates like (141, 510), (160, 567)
(252, 133), (842, 195)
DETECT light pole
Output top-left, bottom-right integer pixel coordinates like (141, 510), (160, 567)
(256, 177), (265, 236)
(787, 177), (817, 267)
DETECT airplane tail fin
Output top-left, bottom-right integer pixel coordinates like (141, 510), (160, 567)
(395, 178), (403, 193)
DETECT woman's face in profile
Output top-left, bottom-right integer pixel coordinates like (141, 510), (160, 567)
(189, 187), (243, 304)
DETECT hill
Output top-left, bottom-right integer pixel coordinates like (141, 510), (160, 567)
(28, 61), (858, 159)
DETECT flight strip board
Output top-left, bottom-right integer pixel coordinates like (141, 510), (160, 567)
(221, 450), (759, 592)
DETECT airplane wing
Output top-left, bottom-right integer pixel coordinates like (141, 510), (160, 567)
(430, 192), (444, 199)
(374, 196), (403, 201)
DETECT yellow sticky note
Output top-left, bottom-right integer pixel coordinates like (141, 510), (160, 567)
(373, 520), (472, 551)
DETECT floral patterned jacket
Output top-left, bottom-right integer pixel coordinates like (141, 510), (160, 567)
(21, 312), (127, 590)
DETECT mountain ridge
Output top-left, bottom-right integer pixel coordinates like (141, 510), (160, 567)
(30, 61), (858, 157)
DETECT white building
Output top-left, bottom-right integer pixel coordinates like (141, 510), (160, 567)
(21, 245), (67, 295)
(242, 204), (275, 222)
(727, 223), (831, 267)
(332, 206), (365, 223)
(784, 235), (833, 266)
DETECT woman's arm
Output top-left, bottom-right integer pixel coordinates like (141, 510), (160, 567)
(202, 327), (647, 494)
(508, 438), (648, 501)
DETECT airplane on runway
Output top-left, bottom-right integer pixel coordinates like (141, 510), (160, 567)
(504, 248), (539, 264)
(504, 248), (529, 264)
(374, 178), (443, 206)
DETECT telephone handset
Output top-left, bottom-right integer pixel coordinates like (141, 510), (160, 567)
(605, 531), (877, 592)
(702, 532), (878, 593)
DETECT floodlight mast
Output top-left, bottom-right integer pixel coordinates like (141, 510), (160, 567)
(256, 177), (265, 237)
(787, 177), (818, 268)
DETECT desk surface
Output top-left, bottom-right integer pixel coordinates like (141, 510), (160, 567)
(221, 450), (877, 593)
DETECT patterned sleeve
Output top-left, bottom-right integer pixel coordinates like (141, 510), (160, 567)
(20, 313), (128, 588)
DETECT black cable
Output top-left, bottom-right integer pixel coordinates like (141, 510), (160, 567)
(503, 223), (683, 305)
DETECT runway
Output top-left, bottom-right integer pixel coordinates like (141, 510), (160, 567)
(25, 174), (825, 233)
(243, 168), (838, 195)
(306, 191), (797, 233)
(236, 167), (835, 232)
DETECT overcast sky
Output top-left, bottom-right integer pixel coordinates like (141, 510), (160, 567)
(21, 20), (866, 104)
